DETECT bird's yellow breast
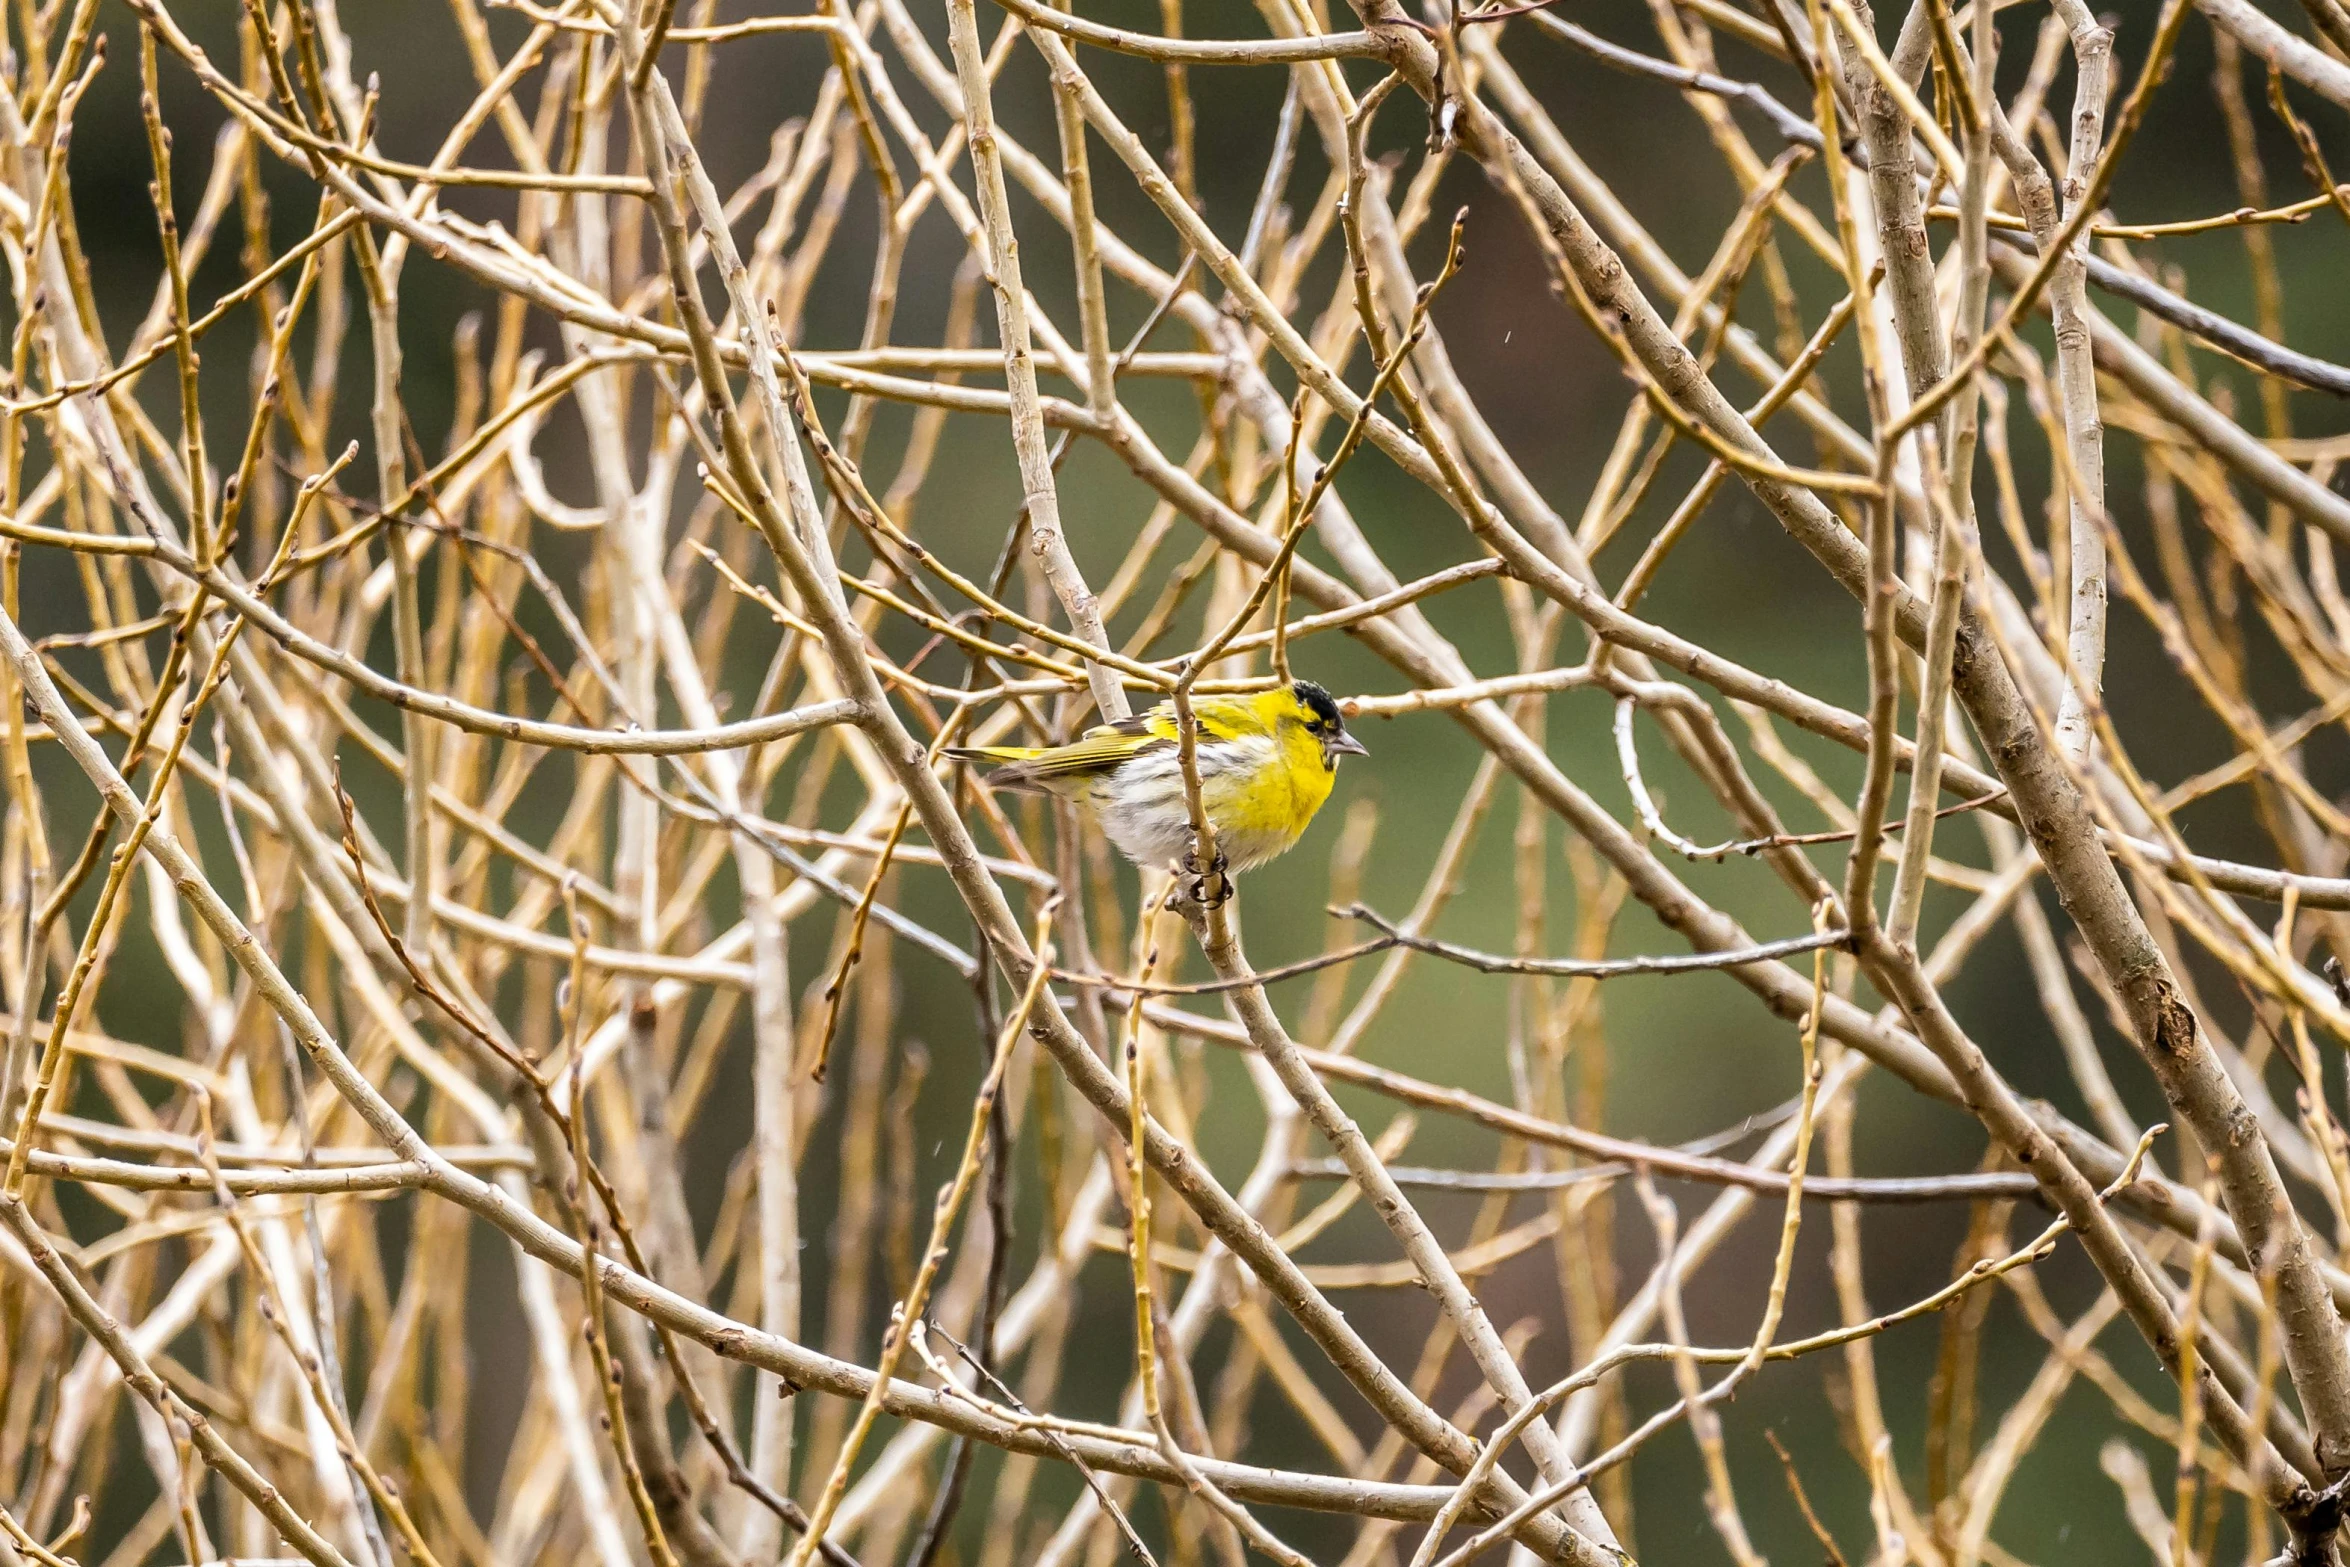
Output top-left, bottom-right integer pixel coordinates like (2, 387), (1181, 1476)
(1197, 716), (1334, 869)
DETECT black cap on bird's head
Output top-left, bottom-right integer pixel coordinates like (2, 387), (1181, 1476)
(1292, 679), (1368, 760)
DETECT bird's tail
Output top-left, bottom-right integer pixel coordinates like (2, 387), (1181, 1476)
(942, 746), (1055, 795)
(942, 746), (1043, 765)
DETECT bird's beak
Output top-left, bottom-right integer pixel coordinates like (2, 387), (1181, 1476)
(1329, 732), (1369, 759)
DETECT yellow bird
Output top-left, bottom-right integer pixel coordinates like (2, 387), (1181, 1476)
(947, 680), (1367, 888)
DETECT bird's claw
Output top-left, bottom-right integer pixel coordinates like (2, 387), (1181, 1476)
(1187, 874), (1234, 908)
(1179, 847), (1233, 908)
(1179, 847), (1228, 877)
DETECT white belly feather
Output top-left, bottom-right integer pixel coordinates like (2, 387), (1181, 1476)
(1082, 733), (1297, 872)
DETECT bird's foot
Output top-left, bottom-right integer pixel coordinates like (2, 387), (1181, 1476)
(1179, 847), (1233, 909)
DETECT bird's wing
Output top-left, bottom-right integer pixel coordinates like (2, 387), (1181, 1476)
(947, 713), (1172, 783)
(946, 700), (1264, 784)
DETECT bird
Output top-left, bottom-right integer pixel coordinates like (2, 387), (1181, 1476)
(946, 678), (1367, 898)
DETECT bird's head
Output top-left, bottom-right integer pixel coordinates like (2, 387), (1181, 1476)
(1286, 679), (1367, 768)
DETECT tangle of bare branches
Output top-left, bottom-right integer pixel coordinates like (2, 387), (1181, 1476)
(3, 0), (2350, 1562)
